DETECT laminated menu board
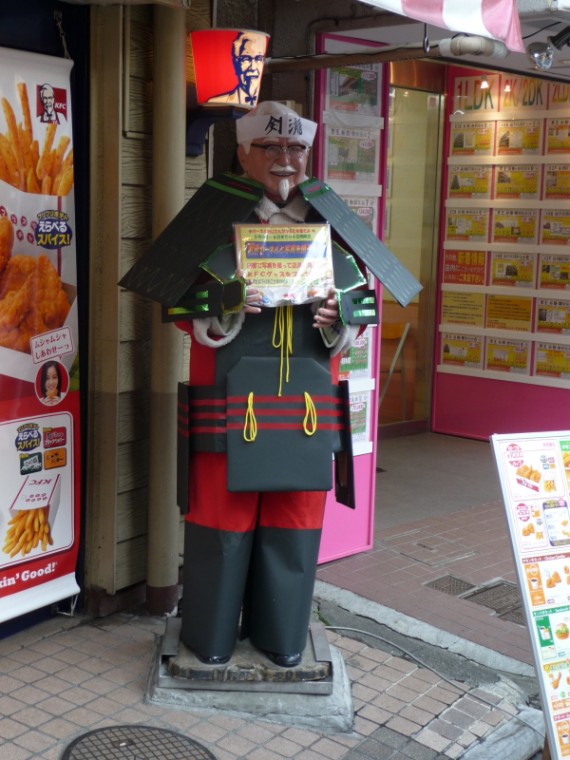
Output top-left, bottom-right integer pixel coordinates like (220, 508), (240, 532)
(492, 431), (570, 759)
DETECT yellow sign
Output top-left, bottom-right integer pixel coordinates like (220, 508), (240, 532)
(495, 166), (539, 199)
(446, 209), (488, 241)
(485, 338), (530, 373)
(541, 211), (570, 246)
(234, 223), (334, 307)
(441, 291), (485, 326)
(486, 295), (533, 331)
(448, 167), (491, 198)
(540, 255), (570, 289)
(440, 334), (482, 368)
(496, 119), (542, 154)
(490, 253), (535, 287)
(492, 209), (538, 245)
(547, 118), (570, 154)
(535, 342), (570, 378)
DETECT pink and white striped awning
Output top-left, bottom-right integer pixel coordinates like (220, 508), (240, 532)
(358, 0), (524, 53)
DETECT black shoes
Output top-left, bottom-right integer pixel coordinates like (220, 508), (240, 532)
(194, 649), (302, 667)
(264, 651), (302, 668)
(195, 653), (231, 665)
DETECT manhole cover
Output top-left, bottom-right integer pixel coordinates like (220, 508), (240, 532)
(425, 575), (476, 596)
(62, 726), (216, 759)
(465, 582), (521, 613)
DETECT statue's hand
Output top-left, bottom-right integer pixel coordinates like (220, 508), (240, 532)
(313, 288), (340, 328)
(238, 269), (262, 314)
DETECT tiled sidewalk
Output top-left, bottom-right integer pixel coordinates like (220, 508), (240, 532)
(317, 501), (534, 667)
(0, 606), (542, 760)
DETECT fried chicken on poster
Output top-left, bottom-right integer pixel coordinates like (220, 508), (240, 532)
(0, 217), (70, 353)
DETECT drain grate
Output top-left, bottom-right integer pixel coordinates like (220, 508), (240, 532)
(425, 577), (527, 627)
(498, 606), (527, 626)
(425, 575), (476, 596)
(62, 726), (216, 760)
(464, 581), (521, 613)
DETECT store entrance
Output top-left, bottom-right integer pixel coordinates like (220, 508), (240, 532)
(379, 62), (445, 436)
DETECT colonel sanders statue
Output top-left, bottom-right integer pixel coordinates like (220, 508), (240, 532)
(176, 102), (362, 668)
(119, 100), (419, 669)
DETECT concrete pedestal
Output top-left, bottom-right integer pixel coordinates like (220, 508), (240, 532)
(147, 618), (354, 732)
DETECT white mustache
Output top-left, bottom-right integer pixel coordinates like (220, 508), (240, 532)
(270, 165), (296, 176)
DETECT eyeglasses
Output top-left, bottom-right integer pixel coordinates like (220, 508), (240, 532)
(250, 143), (308, 159)
(238, 55), (265, 65)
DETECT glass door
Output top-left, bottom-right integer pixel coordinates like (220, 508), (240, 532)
(379, 62), (445, 435)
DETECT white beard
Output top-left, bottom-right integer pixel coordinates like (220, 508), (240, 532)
(278, 177), (290, 202)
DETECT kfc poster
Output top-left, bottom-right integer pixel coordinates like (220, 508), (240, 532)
(0, 48), (80, 622)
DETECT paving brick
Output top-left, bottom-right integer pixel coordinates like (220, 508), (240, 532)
(468, 719), (493, 738)
(399, 741), (440, 759)
(216, 733), (257, 756)
(348, 739), (399, 759)
(354, 713), (388, 736)
(360, 672), (395, 693)
(399, 704), (436, 727)
(439, 707), (479, 730)
(386, 715), (423, 737)
(412, 694), (449, 716)
(444, 742), (465, 758)
(178, 720), (228, 744)
(453, 695), (492, 719)
(38, 717), (79, 740)
(0, 696), (26, 718)
(281, 726), (322, 746)
(247, 748), (288, 760)
(0, 718), (28, 740)
(357, 703), (393, 726)
(0, 675), (26, 694)
(457, 730), (478, 749)
(367, 726), (409, 749)
(13, 728), (55, 753)
(208, 747), (238, 760)
(289, 750), (329, 760)
(311, 737), (350, 758)
(415, 727), (452, 753)
(372, 692), (407, 714)
(387, 683), (424, 703)
(353, 682), (382, 703)
(424, 685), (462, 705)
(426, 718), (464, 742)
(359, 647), (392, 665)
(264, 735), (304, 757)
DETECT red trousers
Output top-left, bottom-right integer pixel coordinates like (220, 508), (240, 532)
(186, 451), (326, 530)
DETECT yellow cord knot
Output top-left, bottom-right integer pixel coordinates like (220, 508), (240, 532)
(243, 391), (257, 442)
(303, 391), (317, 436)
(272, 305), (293, 397)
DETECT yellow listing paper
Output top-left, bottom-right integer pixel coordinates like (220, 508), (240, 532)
(234, 223), (334, 307)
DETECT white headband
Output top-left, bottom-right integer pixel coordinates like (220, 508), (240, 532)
(236, 101), (317, 147)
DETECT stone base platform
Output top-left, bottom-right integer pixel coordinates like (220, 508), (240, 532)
(147, 618), (353, 732)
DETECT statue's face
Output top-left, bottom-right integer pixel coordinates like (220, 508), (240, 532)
(235, 39), (265, 98)
(237, 138), (310, 203)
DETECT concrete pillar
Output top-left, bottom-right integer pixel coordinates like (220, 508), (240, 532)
(146, 5), (186, 615)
